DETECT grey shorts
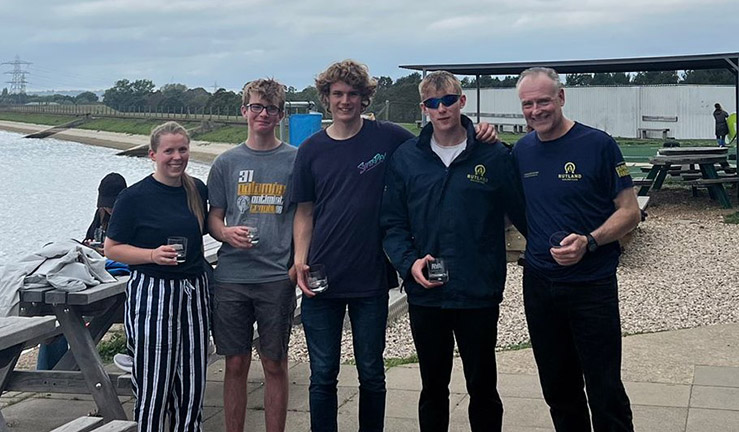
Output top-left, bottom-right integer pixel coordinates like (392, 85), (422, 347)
(212, 279), (296, 360)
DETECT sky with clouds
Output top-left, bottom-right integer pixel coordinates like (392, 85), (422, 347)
(0, 0), (737, 93)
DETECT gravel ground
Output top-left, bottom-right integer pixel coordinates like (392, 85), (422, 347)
(286, 186), (739, 363)
(16, 186), (739, 367)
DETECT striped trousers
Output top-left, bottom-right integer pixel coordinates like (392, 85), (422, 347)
(124, 270), (211, 432)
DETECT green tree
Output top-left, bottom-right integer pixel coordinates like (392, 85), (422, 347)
(103, 79), (155, 111)
(681, 69), (735, 85)
(158, 83), (188, 111)
(566, 73), (593, 86)
(632, 71), (679, 85)
(206, 88), (241, 116)
(75, 91), (99, 104)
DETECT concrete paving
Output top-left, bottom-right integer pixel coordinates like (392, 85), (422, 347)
(2, 322), (739, 431)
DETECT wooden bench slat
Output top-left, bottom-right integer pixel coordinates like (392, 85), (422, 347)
(683, 177), (739, 186)
(90, 420), (137, 432)
(50, 416), (104, 432)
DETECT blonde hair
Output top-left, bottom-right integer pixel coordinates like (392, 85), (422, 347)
(418, 71), (462, 100)
(242, 78), (286, 109)
(315, 59), (377, 113)
(150, 121), (205, 233)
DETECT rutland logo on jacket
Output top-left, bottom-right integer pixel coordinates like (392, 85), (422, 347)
(467, 164), (488, 184)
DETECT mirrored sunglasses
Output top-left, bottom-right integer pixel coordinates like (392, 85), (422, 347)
(422, 94), (460, 109)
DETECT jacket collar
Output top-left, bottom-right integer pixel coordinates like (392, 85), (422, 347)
(417, 115), (479, 157)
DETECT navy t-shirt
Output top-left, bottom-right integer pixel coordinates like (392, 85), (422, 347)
(107, 174), (208, 279)
(290, 120), (414, 298)
(513, 122), (633, 282)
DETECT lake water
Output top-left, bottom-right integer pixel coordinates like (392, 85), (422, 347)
(0, 130), (211, 266)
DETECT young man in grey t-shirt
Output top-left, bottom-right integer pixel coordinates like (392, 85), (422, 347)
(207, 79), (297, 432)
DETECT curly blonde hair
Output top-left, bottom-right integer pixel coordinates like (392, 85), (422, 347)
(315, 59), (377, 113)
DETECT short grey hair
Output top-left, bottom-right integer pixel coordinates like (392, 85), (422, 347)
(516, 67), (563, 91)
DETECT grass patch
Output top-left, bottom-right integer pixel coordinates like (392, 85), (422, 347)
(499, 340), (532, 351)
(724, 212), (739, 224)
(97, 332), (127, 363)
(384, 354), (419, 368)
(193, 125), (245, 143)
(0, 112), (79, 125)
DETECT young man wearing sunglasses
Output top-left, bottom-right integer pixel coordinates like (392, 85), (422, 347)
(207, 78), (298, 432)
(380, 70), (527, 432)
(290, 60), (498, 432)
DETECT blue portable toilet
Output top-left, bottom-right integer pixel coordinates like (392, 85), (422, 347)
(289, 112), (323, 146)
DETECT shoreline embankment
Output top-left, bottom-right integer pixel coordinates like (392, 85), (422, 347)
(0, 120), (234, 164)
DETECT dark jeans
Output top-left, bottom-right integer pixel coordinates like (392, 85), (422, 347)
(408, 304), (503, 432)
(301, 293), (388, 432)
(523, 267), (634, 432)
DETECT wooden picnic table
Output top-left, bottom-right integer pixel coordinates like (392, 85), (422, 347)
(638, 150), (735, 208)
(13, 278), (130, 422)
(0, 316), (58, 431)
(3, 234), (223, 423)
(657, 146), (728, 156)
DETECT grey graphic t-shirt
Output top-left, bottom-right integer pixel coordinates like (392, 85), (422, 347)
(207, 142), (297, 283)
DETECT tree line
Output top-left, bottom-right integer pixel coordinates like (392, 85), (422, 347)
(0, 69), (734, 123)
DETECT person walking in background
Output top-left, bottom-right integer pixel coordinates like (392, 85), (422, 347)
(381, 71), (527, 432)
(513, 67), (640, 432)
(714, 103), (730, 147)
(207, 78), (297, 432)
(105, 121), (209, 432)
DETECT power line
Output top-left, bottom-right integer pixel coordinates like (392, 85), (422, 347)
(1, 55), (32, 94)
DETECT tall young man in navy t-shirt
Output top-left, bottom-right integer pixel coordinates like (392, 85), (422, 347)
(513, 67), (641, 432)
(291, 60), (497, 432)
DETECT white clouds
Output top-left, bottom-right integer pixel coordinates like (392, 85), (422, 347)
(0, 0), (736, 91)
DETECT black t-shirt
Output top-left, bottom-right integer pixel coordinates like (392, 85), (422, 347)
(290, 120), (414, 298)
(107, 174), (208, 279)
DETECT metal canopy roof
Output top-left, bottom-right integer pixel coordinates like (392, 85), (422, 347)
(400, 52), (739, 76)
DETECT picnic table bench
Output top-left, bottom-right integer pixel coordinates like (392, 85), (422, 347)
(637, 148), (734, 208)
(0, 316), (58, 431)
(50, 417), (136, 432)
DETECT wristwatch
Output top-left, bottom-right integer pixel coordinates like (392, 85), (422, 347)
(585, 233), (598, 253)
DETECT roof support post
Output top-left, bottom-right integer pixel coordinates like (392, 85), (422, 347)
(476, 74), (481, 124)
(421, 69), (428, 128)
(724, 57), (739, 198)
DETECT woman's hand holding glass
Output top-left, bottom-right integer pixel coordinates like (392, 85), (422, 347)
(150, 245), (181, 265)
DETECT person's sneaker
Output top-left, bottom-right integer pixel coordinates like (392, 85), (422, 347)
(113, 353), (133, 373)
(208, 337), (216, 361)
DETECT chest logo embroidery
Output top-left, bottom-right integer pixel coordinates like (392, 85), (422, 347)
(467, 164), (489, 184)
(357, 153), (387, 174)
(558, 162), (582, 181)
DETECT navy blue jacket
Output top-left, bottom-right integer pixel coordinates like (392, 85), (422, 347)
(380, 116), (526, 309)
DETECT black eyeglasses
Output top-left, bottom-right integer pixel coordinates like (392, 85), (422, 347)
(422, 94), (460, 109)
(245, 103), (281, 116)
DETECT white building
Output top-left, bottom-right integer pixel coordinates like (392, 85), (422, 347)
(462, 85), (735, 140)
